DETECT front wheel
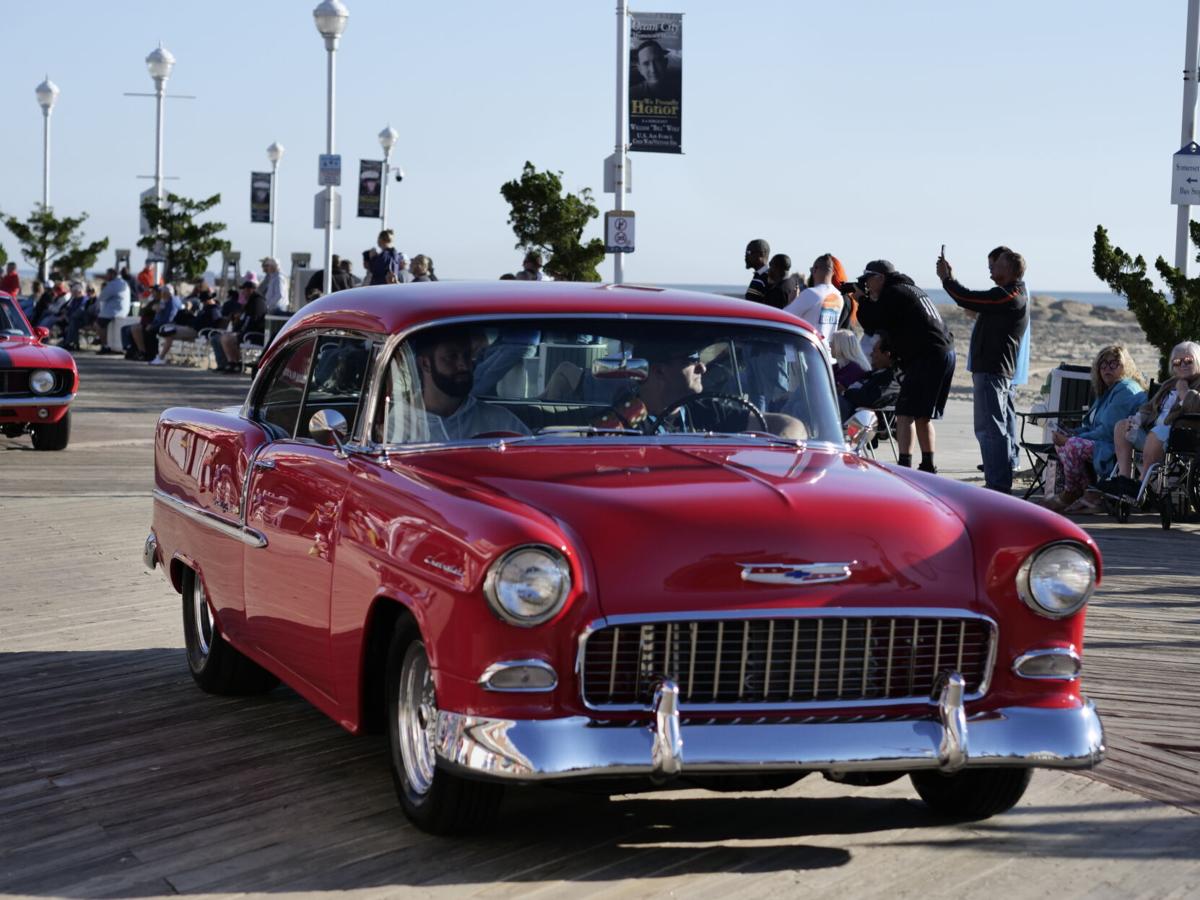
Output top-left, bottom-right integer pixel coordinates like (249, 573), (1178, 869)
(182, 567), (278, 694)
(910, 768), (1032, 820)
(31, 410), (70, 450)
(386, 627), (503, 834)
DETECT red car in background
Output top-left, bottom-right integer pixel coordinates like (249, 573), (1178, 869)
(0, 291), (77, 450)
(146, 282), (1104, 834)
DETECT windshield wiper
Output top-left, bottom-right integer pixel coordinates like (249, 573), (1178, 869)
(531, 425), (644, 437)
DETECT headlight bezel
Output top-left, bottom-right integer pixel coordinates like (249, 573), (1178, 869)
(483, 544), (572, 627)
(29, 369), (56, 395)
(1016, 541), (1096, 619)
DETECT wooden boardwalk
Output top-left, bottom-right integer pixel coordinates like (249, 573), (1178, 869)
(1, 355), (1198, 897)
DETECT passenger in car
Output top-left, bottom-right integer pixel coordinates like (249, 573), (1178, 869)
(394, 329), (531, 441)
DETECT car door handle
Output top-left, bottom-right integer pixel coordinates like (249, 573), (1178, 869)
(254, 458), (276, 470)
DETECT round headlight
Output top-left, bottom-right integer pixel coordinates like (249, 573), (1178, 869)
(29, 370), (55, 394)
(483, 545), (572, 626)
(1017, 543), (1096, 618)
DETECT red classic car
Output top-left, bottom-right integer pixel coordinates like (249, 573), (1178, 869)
(146, 282), (1104, 834)
(0, 291), (77, 450)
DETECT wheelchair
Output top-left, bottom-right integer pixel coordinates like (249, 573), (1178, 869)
(1109, 414), (1200, 528)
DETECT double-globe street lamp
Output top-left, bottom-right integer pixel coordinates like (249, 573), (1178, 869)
(34, 76), (60, 280)
(313, 0), (349, 297)
(266, 142), (285, 261)
(378, 125), (399, 233)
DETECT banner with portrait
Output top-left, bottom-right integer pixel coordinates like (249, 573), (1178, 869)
(357, 159), (383, 218)
(250, 172), (272, 223)
(628, 12), (682, 154)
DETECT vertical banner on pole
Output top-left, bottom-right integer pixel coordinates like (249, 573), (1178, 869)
(357, 160), (383, 218)
(629, 12), (682, 153)
(250, 172), (272, 223)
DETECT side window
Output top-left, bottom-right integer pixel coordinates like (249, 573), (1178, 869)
(297, 336), (375, 440)
(255, 337), (316, 438)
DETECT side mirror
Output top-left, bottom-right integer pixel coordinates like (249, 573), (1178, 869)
(592, 354), (648, 381)
(844, 409), (878, 456)
(34, 326), (51, 342)
(309, 409), (349, 455)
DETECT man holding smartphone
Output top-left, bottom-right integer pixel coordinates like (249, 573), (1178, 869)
(936, 246), (1029, 493)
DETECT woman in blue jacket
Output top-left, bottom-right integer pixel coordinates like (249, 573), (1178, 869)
(1043, 344), (1147, 513)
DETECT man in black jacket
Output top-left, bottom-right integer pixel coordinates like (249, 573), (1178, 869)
(937, 246), (1029, 493)
(839, 337), (900, 422)
(743, 239), (770, 304)
(856, 260), (955, 472)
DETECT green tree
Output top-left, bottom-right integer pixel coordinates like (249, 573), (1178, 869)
(138, 192), (231, 283)
(500, 162), (606, 282)
(0, 244), (7, 267)
(1093, 223), (1200, 379)
(1, 205), (108, 281)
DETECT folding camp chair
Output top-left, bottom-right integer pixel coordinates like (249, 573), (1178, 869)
(1015, 364), (1093, 499)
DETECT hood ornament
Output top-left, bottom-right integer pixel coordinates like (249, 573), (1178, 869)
(738, 561), (854, 586)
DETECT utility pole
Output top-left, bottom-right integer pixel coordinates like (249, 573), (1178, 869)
(1177, 0), (1200, 275)
(612, 0), (629, 285)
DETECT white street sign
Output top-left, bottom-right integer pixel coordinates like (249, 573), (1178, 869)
(603, 152), (632, 194)
(318, 154), (342, 187)
(1171, 142), (1200, 205)
(313, 189), (342, 229)
(605, 210), (635, 253)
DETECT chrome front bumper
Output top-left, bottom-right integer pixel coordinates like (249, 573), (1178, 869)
(0, 393), (76, 408)
(435, 674), (1105, 783)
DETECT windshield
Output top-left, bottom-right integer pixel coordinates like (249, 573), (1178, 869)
(0, 296), (32, 337)
(374, 318), (841, 446)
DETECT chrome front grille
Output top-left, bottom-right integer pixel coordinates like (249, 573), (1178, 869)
(0, 370), (30, 397)
(580, 613), (994, 710)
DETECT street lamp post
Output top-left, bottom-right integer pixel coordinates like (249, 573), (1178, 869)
(34, 76), (60, 281)
(378, 125), (398, 233)
(313, 0), (349, 297)
(145, 43), (176, 284)
(267, 142), (285, 261)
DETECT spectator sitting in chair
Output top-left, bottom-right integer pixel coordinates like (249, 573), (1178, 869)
(1039, 344), (1146, 514)
(215, 279), (267, 373)
(150, 282), (225, 365)
(839, 336), (900, 422)
(830, 329), (871, 391)
(1107, 340), (1200, 496)
(125, 283), (181, 361)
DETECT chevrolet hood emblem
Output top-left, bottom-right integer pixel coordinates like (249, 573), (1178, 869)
(738, 562), (854, 585)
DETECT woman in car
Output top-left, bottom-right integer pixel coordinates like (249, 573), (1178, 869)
(1040, 344), (1146, 513)
(1107, 340), (1200, 496)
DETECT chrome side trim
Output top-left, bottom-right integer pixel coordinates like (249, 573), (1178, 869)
(433, 700), (1106, 783)
(478, 659), (559, 693)
(153, 489), (268, 548)
(1012, 647), (1082, 681)
(573, 608), (999, 712)
(0, 393), (75, 408)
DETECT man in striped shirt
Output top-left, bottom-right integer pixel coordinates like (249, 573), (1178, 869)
(743, 239), (770, 304)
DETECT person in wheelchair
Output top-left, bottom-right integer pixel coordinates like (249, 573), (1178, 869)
(1107, 340), (1200, 498)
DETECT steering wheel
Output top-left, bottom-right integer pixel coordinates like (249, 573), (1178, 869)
(656, 392), (767, 434)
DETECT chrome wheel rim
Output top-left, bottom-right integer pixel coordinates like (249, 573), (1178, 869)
(398, 642), (437, 796)
(193, 579), (213, 658)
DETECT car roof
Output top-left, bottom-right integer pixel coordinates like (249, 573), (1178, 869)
(276, 281), (814, 340)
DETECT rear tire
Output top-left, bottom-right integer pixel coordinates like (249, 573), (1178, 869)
(910, 768), (1032, 820)
(385, 626), (503, 834)
(31, 411), (70, 451)
(182, 567), (278, 695)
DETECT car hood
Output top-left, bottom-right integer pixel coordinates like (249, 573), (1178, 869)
(405, 442), (977, 617)
(0, 336), (73, 368)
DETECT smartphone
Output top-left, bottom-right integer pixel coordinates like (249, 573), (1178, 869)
(939, 244), (946, 259)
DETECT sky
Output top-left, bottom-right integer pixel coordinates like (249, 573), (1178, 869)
(0, 0), (1191, 291)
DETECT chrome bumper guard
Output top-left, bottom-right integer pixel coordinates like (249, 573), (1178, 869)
(143, 531), (159, 572)
(435, 672), (1105, 783)
(0, 393), (76, 408)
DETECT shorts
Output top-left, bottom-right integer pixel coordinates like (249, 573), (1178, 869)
(1131, 423), (1171, 450)
(895, 349), (956, 420)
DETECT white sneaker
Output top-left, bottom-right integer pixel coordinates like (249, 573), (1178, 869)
(148, 356), (166, 366)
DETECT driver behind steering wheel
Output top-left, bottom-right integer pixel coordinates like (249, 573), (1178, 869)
(594, 342), (716, 433)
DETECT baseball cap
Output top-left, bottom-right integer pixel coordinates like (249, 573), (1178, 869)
(858, 259), (896, 279)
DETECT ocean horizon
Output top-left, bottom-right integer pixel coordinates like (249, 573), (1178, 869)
(658, 283), (1127, 309)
